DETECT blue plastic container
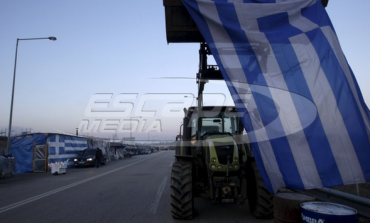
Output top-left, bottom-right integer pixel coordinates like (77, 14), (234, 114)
(300, 202), (357, 223)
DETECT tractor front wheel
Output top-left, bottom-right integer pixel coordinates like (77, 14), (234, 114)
(170, 161), (194, 219)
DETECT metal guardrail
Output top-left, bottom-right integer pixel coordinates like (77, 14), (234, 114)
(299, 187), (370, 218)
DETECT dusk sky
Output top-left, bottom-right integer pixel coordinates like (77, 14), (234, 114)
(0, 1), (369, 141)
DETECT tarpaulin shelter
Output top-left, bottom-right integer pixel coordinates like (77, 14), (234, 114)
(109, 142), (126, 160)
(9, 133), (110, 173)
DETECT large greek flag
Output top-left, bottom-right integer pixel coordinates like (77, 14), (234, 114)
(48, 134), (87, 165)
(181, 0), (370, 192)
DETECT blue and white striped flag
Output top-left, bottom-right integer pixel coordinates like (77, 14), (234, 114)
(181, 0), (370, 193)
(48, 134), (87, 165)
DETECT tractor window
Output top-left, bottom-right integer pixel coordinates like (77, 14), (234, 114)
(224, 117), (234, 134)
(201, 115), (240, 136)
(189, 108), (243, 137)
(201, 118), (221, 135)
(191, 115), (198, 137)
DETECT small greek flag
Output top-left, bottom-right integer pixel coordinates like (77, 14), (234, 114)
(182, 0), (370, 192)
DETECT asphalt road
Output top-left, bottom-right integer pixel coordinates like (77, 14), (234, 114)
(0, 150), (273, 223)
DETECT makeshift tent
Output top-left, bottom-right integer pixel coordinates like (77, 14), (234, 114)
(109, 142), (126, 160)
(9, 133), (110, 173)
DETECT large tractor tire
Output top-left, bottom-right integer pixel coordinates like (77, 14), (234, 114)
(171, 161), (194, 219)
(246, 159), (273, 219)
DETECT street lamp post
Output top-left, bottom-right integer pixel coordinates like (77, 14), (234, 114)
(148, 130), (156, 142)
(152, 135), (158, 143)
(130, 116), (142, 140)
(6, 37), (57, 155)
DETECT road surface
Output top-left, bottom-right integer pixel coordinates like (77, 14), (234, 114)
(0, 150), (273, 223)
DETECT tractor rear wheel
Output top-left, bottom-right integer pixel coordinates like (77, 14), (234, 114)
(170, 161), (194, 219)
(246, 159), (274, 219)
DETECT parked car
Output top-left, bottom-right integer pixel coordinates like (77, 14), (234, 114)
(74, 148), (106, 167)
(123, 149), (133, 158)
(140, 148), (151, 154)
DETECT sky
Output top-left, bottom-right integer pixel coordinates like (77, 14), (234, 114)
(0, 0), (369, 142)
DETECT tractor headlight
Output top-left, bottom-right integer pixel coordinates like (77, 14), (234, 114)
(233, 157), (238, 162)
(234, 165), (238, 169)
(218, 165), (222, 170)
(211, 164), (216, 170)
(211, 158), (216, 163)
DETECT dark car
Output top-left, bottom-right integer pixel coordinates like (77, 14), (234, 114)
(74, 148), (106, 167)
(123, 149), (133, 158)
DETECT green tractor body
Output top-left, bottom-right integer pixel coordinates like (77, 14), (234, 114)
(171, 106), (273, 219)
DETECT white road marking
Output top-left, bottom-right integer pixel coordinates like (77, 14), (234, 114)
(0, 156), (154, 214)
(149, 176), (168, 214)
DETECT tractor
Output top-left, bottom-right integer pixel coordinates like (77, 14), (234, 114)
(162, 1), (274, 219)
(169, 43), (274, 219)
(164, 0), (330, 219)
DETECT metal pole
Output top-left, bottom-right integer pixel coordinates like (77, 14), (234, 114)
(6, 39), (19, 155)
(130, 116), (142, 140)
(5, 37), (56, 155)
(148, 130), (156, 143)
(130, 117), (132, 139)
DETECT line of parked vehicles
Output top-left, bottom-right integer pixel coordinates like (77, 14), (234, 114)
(73, 145), (161, 168)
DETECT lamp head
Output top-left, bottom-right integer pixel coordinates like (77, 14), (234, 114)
(49, 36), (57, 41)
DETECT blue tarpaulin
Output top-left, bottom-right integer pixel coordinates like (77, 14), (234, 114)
(10, 134), (48, 173)
(10, 133), (88, 173)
